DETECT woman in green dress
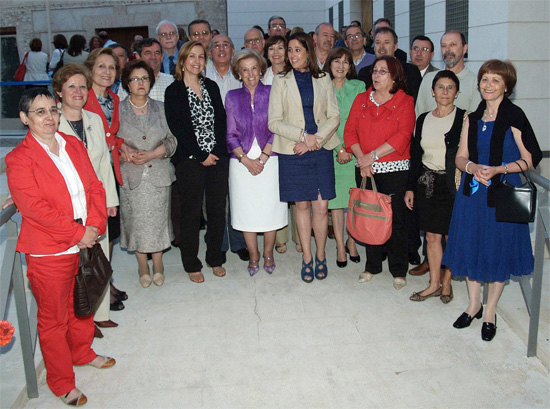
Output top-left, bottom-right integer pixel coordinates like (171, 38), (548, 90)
(323, 48), (365, 268)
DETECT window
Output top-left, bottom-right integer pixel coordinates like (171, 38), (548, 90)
(446, 0), (469, 43)
(338, 1), (344, 32)
(409, 0), (425, 41)
(384, 0), (395, 27)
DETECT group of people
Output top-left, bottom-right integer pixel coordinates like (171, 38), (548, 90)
(7, 15), (542, 407)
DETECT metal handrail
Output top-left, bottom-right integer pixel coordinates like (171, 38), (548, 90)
(0, 204), (39, 398)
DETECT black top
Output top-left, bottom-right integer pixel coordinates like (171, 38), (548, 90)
(358, 60), (422, 102)
(164, 76), (227, 164)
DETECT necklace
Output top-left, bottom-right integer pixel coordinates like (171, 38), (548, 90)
(481, 109), (496, 132)
(129, 97), (148, 109)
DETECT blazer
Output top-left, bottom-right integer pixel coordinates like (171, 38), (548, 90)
(165, 77), (227, 165)
(358, 60), (422, 102)
(6, 131), (106, 255)
(407, 108), (467, 196)
(118, 98), (177, 190)
(83, 87), (124, 185)
(225, 82), (274, 158)
(58, 109), (119, 208)
(268, 70), (340, 155)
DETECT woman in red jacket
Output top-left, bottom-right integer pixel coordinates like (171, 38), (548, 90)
(344, 56), (416, 290)
(6, 88), (115, 406)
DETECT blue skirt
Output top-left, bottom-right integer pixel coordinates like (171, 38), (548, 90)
(278, 148), (336, 202)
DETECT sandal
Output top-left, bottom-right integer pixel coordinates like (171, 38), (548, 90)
(301, 258), (314, 283)
(248, 260), (260, 277)
(275, 243), (287, 254)
(88, 355), (116, 369)
(110, 299), (125, 311)
(60, 388), (87, 406)
(212, 266), (226, 277)
(314, 255), (328, 280)
(188, 272), (204, 283)
(263, 255), (276, 274)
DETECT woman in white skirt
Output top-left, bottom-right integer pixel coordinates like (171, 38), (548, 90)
(226, 49), (288, 276)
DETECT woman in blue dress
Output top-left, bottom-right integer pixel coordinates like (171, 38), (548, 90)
(443, 60), (542, 341)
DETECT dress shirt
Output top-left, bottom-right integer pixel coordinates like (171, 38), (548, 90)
(205, 64), (241, 104)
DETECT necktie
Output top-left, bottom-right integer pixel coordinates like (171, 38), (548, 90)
(169, 56), (176, 76)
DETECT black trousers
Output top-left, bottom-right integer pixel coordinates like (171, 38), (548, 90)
(175, 156), (228, 272)
(355, 169), (409, 278)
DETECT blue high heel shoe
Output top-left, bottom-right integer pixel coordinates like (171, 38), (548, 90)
(315, 255), (328, 280)
(301, 259), (314, 283)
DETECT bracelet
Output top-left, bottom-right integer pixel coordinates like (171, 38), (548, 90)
(261, 151), (270, 158)
(371, 150), (379, 161)
(237, 153), (246, 162)
(300, 129), (305, 143)
(465, 161), (473, 174)
(338, 147), (345, 154)
(503, 163), (508, 175)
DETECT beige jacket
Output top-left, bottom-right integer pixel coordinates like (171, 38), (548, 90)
(59, 109), (119, 208)
(268, 70), (340, 155)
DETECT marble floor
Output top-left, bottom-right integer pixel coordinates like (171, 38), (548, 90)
(5, 234), (548, 409)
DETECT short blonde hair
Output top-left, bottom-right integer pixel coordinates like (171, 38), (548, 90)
(230, 49), (267, 81)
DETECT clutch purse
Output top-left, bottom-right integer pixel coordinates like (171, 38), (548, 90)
(494, 160), (536, 223)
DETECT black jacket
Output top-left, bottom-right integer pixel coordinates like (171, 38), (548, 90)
(407, 108), (467, 197)
(165, 77), (227, 165)
(358, 59), (422, 102)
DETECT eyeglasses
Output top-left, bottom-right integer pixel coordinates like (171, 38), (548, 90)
(159, 31), (177, 38)
(270, 24), (286, 30)
(27, 107), (60, 117)
(213, 42), (231, 50)
(191, 30), (210, 38)
(129, 76), (151, 83)
(346, 34), (363, 40)
(372, 69), (389, 76)
(412, 46), (431, 53)
(245, 38), (262, 45)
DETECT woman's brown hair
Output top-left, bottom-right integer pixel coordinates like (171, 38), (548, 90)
(282, 32), (325, 79)
(175, 41), (207, 82)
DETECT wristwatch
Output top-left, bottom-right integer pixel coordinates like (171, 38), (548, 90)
(371, 150), (379, 161)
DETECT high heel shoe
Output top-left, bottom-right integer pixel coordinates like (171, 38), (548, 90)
(345, 244), (360, 263)
(263, 256), (276, 274)
(315, 255), (328, 280)
(301, 259), (314, 283)
(453, 304), (483, 328)
(336, 258), (347, 268)
(481, 315), (497, 341)
(248, 260), (260, 277)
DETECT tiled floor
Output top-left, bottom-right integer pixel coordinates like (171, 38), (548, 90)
(8, 234), (549, 409)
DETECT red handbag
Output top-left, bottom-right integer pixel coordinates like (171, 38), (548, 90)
(14, 52), (29, 81)
(347, 176), (393, 245)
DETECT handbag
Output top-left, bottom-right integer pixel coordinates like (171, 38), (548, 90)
(13, 52), (29, 81)
(347, 176), (393, 245)
(494, 160), (537, 223)
(73, 220), (113, 317)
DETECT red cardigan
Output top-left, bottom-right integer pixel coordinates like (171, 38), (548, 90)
(6, 131), (106, 255)
(344, 88), (415, 162)
(83, 88), (124, 185)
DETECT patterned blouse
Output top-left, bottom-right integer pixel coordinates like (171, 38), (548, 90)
(96, 93), (114, 126)
(186, 78), (216, 154)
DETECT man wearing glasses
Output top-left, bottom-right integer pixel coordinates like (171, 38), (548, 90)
(188, 19), (213, 50)
(344, 25), (375, 73)
(156, 20), (182, 76)
(267, 16), (286, 38)
(410, 35), (438, 78)
(243, 28), (265, 56)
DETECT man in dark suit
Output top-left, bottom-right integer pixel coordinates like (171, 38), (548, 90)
(358, 27), (422, 102)
(366, 18), (407, 63)
(410, 35), (438, 78)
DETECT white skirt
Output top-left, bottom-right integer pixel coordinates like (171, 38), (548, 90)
(229, 138), (288, 232)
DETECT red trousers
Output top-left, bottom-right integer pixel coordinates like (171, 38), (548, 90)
(26, 253), (97, 396)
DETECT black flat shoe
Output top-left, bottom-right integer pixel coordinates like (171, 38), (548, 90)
(345, 245), (360, 263)
(110, 299), (125, 311)
(336, 259), (347, 268)
(481, 316), (497, 341)
(233, 248), (250, 261)
(453, 304), (483, 328)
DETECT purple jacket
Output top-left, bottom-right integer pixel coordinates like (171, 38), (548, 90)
(226, 82), (275, 158)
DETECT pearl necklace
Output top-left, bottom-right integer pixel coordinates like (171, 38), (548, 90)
(129, 97), (148, 109)
(481, 109), (496, 132)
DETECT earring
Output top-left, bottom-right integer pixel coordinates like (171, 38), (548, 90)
(432, 93), (435, 97)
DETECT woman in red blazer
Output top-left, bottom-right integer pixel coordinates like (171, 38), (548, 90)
(6, 89), (115, 407)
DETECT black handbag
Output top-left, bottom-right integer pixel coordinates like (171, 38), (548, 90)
(494, 160), (537, 223)
(73, 220), (113, 317)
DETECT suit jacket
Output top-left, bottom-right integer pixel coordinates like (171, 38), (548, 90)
(165, 77), (227, 165)
(268, 70), (340, 155)
(83, 88), (124, 185)
(58, 109), (119, 208)
(426, 63), (439, 74)
(6, 131), (106, 255)
(358, 60), (422, 102)
(226, 82), (274, 158)
(118, 98), (177, 189)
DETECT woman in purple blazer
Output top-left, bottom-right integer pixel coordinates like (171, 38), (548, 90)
(226, 49), (288, 276)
